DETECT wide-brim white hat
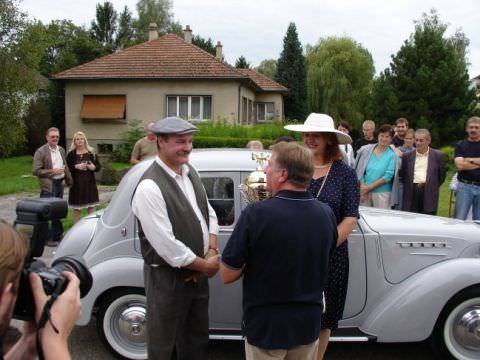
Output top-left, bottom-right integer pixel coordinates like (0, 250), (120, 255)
(284, 113), (352, 145)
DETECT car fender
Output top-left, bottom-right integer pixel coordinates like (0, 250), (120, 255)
(77, 257), (144, 325)
(361, 258), (480, 342)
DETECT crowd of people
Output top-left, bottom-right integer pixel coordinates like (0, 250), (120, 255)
(1, 114), (476, 359)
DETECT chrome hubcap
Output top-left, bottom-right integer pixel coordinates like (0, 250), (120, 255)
(453, 305), (480, 351)
(118, 305), (147, 344)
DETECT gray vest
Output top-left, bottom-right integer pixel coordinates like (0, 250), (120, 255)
(137, 162), (209, 267)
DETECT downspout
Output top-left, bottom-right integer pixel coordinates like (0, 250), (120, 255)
(237, 84), (241, 125)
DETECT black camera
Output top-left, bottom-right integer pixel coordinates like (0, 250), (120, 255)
(12, 198), (93, 320)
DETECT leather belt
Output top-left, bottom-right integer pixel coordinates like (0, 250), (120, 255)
(413, 183), (426, 188)
(459, 179), (480, 186)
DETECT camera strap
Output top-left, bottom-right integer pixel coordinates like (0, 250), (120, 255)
(35, 291), (61, 360)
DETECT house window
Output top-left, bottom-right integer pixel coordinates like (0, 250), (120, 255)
(80, 95), (126, 121)
(256, 102), (275, 122)
(166, 96), (212, 122)
(97, 143), (113, 154)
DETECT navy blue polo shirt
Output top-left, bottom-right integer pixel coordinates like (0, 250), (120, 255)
(222, 190), (337, 349)
(455, 140), (480, 182)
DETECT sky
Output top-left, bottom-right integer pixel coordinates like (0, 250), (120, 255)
(20, 0), (480, 78)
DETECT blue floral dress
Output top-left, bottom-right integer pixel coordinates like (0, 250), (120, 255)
(308, 160), (360, 330)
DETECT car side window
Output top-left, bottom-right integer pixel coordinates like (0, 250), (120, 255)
(201, 177), (235, 226)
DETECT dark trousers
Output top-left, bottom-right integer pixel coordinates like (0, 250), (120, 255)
(411, 183), (435, 215)
(40, 179), (64, 241)
(143, 265), (209, 360)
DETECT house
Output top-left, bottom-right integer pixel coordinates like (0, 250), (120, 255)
(53, 24), (288, 154)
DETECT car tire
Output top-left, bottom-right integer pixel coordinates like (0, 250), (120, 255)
(430, 286), (480, 360)
(96, 288), (147, 360)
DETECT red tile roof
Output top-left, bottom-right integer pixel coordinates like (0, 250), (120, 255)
(238, 68), (288, 92)
(54, 34), (245, 80)
(53, 34), (288, 93)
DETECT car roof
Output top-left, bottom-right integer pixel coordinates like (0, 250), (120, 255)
(190, 148), (270, 172)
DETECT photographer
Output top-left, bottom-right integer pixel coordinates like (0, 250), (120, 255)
(0, 221), (80, 360)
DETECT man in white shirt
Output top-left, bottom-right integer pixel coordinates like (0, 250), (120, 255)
(32, 127), (71, 245)
(131, 117), (219, 360)
(399, 129), (446, 215)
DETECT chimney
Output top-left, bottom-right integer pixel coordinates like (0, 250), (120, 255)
(215, 41), (223, 61)
(148, 23), (158, 41)
(183, 25), (192, 44)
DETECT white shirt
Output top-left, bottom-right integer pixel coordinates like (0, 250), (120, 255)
(414, 148), (429, 184)
(131, 157), (219, 268)
(49, 146), (64, 179)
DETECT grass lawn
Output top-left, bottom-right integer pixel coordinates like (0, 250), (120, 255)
(437, 171), (455, 218)
(0, 156), (39, 195)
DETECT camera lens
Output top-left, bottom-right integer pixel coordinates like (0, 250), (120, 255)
(51, 255), (93, 298)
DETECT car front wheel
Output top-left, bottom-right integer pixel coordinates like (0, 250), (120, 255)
(97, 288), (147, 359)
(431, 287), (480, 360)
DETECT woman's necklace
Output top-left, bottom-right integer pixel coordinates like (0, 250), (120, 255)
(314, 162), (333, 169)
(315, 163), (333, 199)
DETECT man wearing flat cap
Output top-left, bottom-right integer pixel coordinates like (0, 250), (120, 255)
(131, 116), (220, 359)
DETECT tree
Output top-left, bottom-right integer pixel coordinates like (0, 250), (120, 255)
(90, 1), (118, 51)
(306, 36), (375, 128)
(275, 22), (307, 120)
(372, 9), (475, 145)
(116, 6), (135, 49)
(192, 34), (215, 56)
(135, 0), (173, 42)
(0, 0), (35, 157)
(255, 59), (277, 79)
(235, 55), (251, 69)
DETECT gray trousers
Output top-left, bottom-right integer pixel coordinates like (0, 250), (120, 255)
(144, 265), (209, 360)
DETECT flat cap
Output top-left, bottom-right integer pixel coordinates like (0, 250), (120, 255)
(151, 117), (199, 135)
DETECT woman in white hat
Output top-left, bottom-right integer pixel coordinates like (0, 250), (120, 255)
(285, 113), (360, 359)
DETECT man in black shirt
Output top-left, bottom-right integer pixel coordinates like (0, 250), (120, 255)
(392, 117), (409, 148)
(353, 119), (376, 155)
(220, 142), (337, 360)
(454, 116), (480, 220)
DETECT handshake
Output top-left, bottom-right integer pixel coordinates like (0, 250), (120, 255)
(185, 253), (220, 283)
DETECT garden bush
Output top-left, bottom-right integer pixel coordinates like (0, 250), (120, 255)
(111, 120), (145, 163)
(440, 146), (455, 172)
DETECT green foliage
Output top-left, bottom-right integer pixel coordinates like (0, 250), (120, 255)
(135, 0), (174, 41)
(37, 20), (107, 76)
(275, 22), (307, 120)
(306, 36), (375, 129)
(90, 1), (118, 51)
(116, 6), (135, 49)
(0, 0), (37, 157)
(0, 156), (38, 195)
(192, 34), (216, 56)
(0, 0), (25, 47)
(371, 9), (475, 145)
(24, 96), (51, 154)
(235, 55), (251, 69)
(440, 145), (455, 172)
(255, 59), (277, 79)
(111, 120), (145, 162)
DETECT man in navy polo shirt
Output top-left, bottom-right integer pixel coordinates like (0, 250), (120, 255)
(454, 116), (480, 220)
(220, 142), (337, 359)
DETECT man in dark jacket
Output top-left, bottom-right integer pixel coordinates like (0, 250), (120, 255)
(220, 142), (337, 359)
(32, 127), (72, 245)
(400, 129), (446, 215)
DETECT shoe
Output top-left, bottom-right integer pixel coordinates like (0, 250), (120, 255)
(46, 240), (59, 247)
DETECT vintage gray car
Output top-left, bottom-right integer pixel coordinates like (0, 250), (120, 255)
(54, 149), (480, 360)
